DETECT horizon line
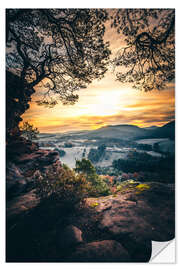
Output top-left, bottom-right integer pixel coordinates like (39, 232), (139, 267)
(38, 120), (175, 134)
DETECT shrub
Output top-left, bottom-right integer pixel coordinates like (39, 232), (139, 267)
(35, 165), (88, 209)
(135, 183), (151, 194)
(87, 176), (111, 197)
(75, 159), (111, 197)
(20, 121), (39, 141)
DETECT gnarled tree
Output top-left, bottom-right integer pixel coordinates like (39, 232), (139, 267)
(111, 9), (175, 91)
(6, 9), (110, 107)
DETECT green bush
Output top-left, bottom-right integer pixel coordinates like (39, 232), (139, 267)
(35, 165), (88, 209)
(87, 177), (111, 197)
(75, 158), (111, 197)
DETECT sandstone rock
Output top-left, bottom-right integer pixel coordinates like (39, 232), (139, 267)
(6, 189), (40, 218)
(116, 234), (152, 262)
(6, 162), (27, 198)
(68, 240), (130, 262)
(94, 182), (175, 243)
(83, 182), (175, 261)
(57, 225), (83, 249)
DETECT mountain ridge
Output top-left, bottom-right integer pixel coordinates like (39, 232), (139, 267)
(38, 121), (175, 141)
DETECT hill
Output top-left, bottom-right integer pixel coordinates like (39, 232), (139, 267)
(79, 124), (149, 140)
(37, 121), (175, 142)
(146, 121), (175, 140)
(76, 121), (175, 141)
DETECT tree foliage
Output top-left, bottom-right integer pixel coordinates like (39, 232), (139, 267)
(75, 158), (96, 176)
(88, 144), (106, 163)
(75, 158), (111, 196)
(111, 9), (175, 91)
(20, 121), (39, 140)
(6, 9), (111, 106)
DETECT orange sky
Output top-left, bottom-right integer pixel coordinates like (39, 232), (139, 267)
(21, 15), (175, 133)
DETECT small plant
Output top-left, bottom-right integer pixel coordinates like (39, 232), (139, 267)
(116, 180), (140, 193)
(90, 202), (99, 207)
(135, 183), (151, 194)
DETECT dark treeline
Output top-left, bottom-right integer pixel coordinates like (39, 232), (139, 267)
(112, 151), (175, 183)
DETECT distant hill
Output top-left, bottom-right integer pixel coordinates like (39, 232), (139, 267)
(147, 121), (175, 140)
(38, 121), (175, 141)
(77, 124), (149, 140)
(80, 121), (175, 141)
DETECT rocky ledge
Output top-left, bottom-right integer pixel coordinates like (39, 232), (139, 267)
(6, 137), (61, 201)
(6, 180), (175, 262)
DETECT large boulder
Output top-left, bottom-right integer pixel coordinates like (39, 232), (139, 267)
(85, 181), (175, 261)
(68, 240), (130, 262)
(57, 225), (83, 249)
(92, 182), (175, 242)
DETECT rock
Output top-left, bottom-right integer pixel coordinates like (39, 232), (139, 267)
(68, 240), (130, 262)
(84, 182), (174, 261)
(95, 182), (175, 242)
(6, 189), (40, 218)
(6, 162), (27, 199)
(6, 144), (61, 202)
(116, 234), (152, 262)
(57, 225), (83, 249)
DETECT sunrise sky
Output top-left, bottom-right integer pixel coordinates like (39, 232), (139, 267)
(21, 14), (175, 133)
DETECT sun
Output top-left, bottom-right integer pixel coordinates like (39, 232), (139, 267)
(82, 90), (123, 117)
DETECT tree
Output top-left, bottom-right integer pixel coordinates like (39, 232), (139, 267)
(75, 158), (96, 176)
(75, 159), (110, 196)
(111, 9), (175, 91)
(88, 144), (106, 163)
(20, 121), (39, 141)
(6, 9), (111, 106)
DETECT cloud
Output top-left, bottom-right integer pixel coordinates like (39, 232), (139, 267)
(35, 105), (175, 132)
(21, 18), (175, 133)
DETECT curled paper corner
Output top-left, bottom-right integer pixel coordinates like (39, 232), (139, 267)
(150, 239), (175, 263)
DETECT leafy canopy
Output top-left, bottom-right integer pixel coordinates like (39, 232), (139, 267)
(6, 9), (175, 107)
(111, 9), (175, 91)
(6, 9), (111, 106)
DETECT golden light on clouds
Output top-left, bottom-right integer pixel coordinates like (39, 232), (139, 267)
(21, 17), (175, 133)
(22, 75), (175, 133)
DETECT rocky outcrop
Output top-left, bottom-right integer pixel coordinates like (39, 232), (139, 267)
(68, 240), (130, 262)
(6, 136), (61, 203)
(57, 225), (83, 249)
(83, 182), (174, 261)
(6, 174), (175, 262)
(57, 181), (173, 263)
(6, 189), (40, 219)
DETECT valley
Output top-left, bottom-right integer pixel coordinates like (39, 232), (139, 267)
(35, 121), (175, 183)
